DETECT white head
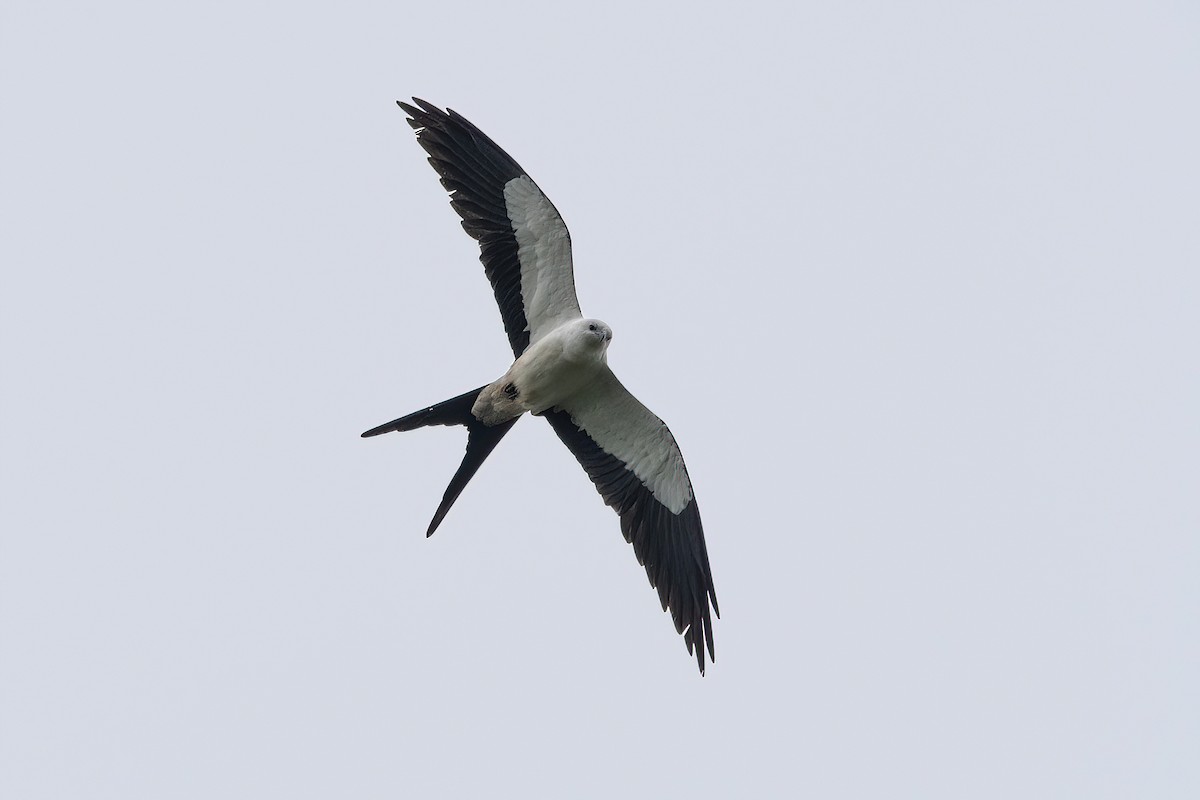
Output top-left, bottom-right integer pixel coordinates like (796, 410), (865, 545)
(563, 317), (613, 362)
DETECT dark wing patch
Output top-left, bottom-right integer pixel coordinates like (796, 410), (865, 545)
(544, 409), (719, 674)
(399, 98), (531, 356)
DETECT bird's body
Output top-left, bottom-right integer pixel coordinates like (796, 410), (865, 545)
(364, 99), (718, 673)
(473, 318), (613, 425)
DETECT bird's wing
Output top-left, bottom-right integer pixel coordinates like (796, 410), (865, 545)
(543, 367), (719, 674)
(399, 98), (582, 357)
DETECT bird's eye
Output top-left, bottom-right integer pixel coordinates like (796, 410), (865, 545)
(588, 324), (597, 331)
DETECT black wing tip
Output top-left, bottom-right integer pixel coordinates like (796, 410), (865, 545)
(398, 97), (451, 126)
(397, 98), (439, 132)
(686, 630), (711, 676)
(684, 609), (716, 676)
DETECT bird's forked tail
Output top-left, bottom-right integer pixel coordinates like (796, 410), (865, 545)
(361, 386), (519, 536)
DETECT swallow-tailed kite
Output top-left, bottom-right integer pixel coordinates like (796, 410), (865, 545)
(363, 99), (719, 674)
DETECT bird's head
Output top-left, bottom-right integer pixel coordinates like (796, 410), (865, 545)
(565, 317), (613, 362)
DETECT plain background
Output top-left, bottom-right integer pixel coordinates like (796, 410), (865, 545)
(2, 1), (1197, 797)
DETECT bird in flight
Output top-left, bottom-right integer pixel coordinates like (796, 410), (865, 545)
(363, 99), (719, 674)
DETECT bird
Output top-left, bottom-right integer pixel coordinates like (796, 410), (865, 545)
(363, 99), (719, 674)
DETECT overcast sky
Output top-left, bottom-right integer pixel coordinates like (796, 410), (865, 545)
(2, 1), (1198, 797)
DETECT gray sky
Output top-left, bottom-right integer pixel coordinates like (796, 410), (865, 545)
(2, 1), (1198, 797)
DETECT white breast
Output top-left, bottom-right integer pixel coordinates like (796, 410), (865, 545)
(507, 323), (608, 414)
